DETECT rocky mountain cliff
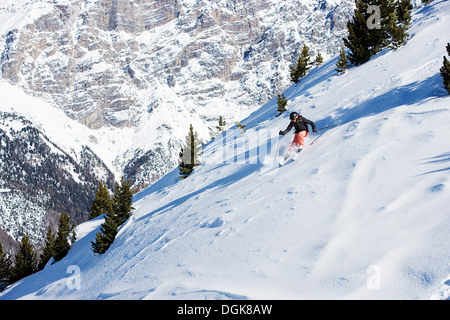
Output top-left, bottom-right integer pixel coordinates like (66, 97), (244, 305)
(0, 0), (354, 250)
(1, 0), (353, 141)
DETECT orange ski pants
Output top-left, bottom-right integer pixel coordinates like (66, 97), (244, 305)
(291, 131), (309, 148)
(290, 130), (309, 149)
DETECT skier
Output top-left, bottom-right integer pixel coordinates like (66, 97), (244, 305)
(279, 111), (317, 159)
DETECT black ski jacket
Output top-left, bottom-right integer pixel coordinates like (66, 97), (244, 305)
(280, 116), (317, 135)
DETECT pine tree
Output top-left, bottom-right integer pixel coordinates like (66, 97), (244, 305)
(344, 0), (376, 65)
(91, 177), (134, 254)
(397, 0), (412, 29)
(236, 122), (247, 135)
(0, 242), (11, 286)
(440, 43), (450, 94)
(53, 212), (75, 262)
(89, 181), (113, 220)
(289, 64), (299, 83)
(276, 94), (288, 115)
(380, 0), (398, 43)
(386, 0), (411, 50)
(179, 124), (202, 179)
(387, 11), (407, 49)
(315, 52), (324, 66)
(290, 44), (312, 83)
(344, 0), (395, 65)
(216, 116), (226, 133)
(113, 177), (134, 225)
(335, 48), (349, 74)
(38, 227), (56, 270)
(91, 208), (119, 254)
(10, 235), (37, 283)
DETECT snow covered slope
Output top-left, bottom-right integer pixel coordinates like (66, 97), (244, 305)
(1, 0), (450, 300)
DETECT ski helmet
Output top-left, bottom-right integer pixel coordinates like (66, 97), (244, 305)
(289, 112), (298, 120)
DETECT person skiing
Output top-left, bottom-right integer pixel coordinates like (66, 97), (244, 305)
(279, 111), (317, 157)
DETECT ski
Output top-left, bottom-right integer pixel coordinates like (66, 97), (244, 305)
(279, 148), (302, 166)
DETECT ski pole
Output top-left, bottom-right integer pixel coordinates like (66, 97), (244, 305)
(317, 124), (338, 131)
(310, 124), (338, 145)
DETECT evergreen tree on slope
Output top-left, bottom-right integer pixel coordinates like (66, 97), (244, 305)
(89, 181), (113, 220)
(179, 124), (202, 179)
(53, 212), (75, 262)
(38, 227), (56, 270)
(388, 0), (412, 49)
(397, 0), (412, 28)
(441, 43), (450, 94)
(91, 177), (134, 254)
(344, 0), (397, 65)
(217, 116), (226, 133)
(10, 235), (37, 283)
(277, 93), (288, 115)
(335, 48), (349, 74)
(344, 0), (378, 65)
(315, 52), (324, 66)
(290, 44), (312, 83)
(113, 177), (134, 225)
(91, 208), (119, 254)
(0, 242), (11, 286)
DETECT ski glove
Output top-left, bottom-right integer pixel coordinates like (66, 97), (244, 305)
(279, 130), (284, 135)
